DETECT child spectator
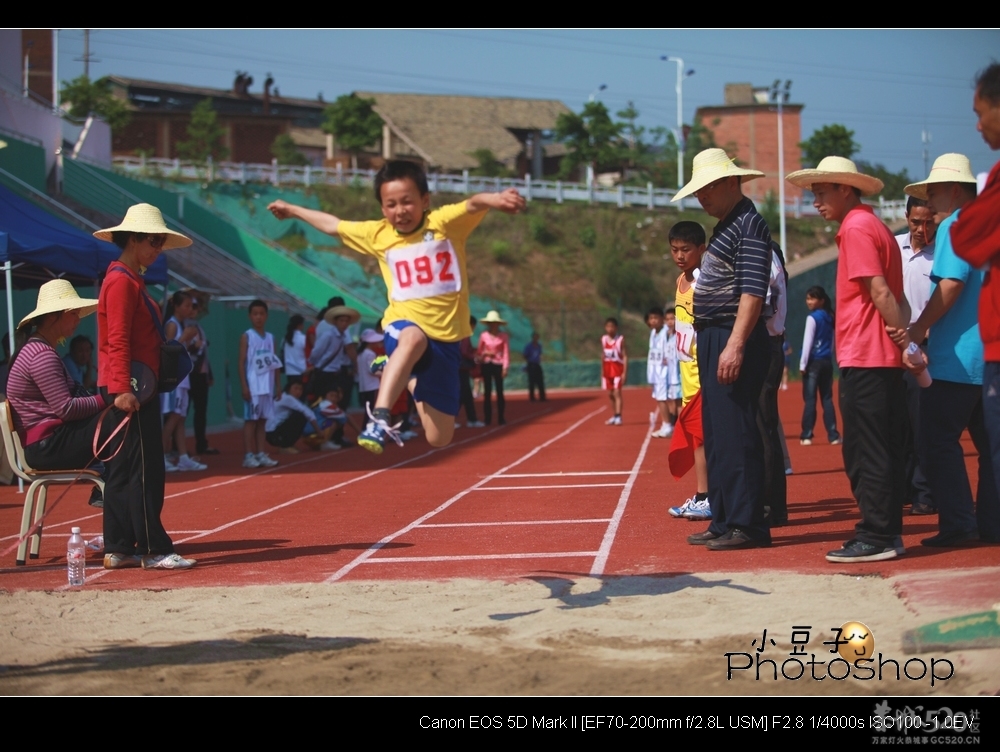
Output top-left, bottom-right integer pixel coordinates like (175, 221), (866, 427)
(601, 317), (627, 425)
(356, 328), (385, 416)
(268, 161), (524, 453)
(239, 299), (281, 468)
(283, 314), (307, 386)
(161, 290), (206, 472)
(798, 285), (841, 445)
(266, 380), (327, 453)
(666, 221), (711, 521)
(63, 335), (96, 392)
(458, 315), (484, 427)
(646, 307), (674, 437)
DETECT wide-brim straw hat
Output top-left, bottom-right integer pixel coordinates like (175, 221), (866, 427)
(904, 153), (977, 200)
(786, 156), (884, 196)
(481, 310), (507, 325)
(93, 203), (192, 249)
(672, 148), (764, 202)
(323, 305), (361, 325)
(18, 279), (99, 329)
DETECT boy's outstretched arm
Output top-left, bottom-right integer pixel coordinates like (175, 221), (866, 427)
(268, 200), (342, 237)
(466, 188), (526, 215)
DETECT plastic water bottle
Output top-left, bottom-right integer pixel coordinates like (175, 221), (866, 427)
(906, 343), (933, 388)
(67, 527), (86, 587)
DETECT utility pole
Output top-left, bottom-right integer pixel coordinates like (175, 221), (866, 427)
(770, 79), (792, 252)
(76, 29), (100, 79)
(660, 56), (695, 190)
(922, 127), (932, 177)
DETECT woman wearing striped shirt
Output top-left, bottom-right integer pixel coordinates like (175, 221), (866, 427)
(5, 280), (108, 474)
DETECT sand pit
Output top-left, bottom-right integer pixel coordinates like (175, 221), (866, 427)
(2, 570), (997, 695)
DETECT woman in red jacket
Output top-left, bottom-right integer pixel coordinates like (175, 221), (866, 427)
(94, 204), (196, 570)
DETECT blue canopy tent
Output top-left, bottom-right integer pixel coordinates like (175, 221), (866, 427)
(0, 182), (168, 347)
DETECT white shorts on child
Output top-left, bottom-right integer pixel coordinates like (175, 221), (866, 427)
(244, 394), (275, 421)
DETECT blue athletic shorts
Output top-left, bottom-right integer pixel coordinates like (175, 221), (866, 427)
(383, 320), (461, 416)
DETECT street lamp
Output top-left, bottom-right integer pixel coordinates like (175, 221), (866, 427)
(588, 84), (607, 103)
(770, 79), (792, 251)
(661, 55), (695, 190)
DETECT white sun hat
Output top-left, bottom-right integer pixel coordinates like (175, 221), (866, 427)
(785, 156), (884, 196)
(93, 203), (192, 249)
(18, 279), (99, 329)
(904, 153), (977, 200)
(672, 148), (764, 202)
(481, 310), (507, 325)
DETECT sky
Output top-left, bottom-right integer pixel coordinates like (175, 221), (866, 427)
(53, 29), (1000, 179)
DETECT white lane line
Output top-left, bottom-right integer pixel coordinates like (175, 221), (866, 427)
(365, 551), (600, 564)
(325, 405), (606, 582)
(497, 471), (632, 478)
(0, 511), (101, 543)
(589, 429), (653, 576)
(473, 482), (626, 491)
(61, 419), (530, 590)
(419, 518), (611, 528)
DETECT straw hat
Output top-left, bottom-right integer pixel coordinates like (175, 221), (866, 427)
(672, 148), (764, 202)
(904, 153), (977, 200)
(360, 328), (383, 343)
(93, 204), (192, 249)
(481, 310), (507, 325)
(323, 305), (361, 325)
(785, 156), (884, 196)
(18, 279), (99, 329)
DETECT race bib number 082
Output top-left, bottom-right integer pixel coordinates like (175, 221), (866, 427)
(387, 240), (462, 302)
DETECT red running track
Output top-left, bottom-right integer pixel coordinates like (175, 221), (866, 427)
(1, 387), (998, 592)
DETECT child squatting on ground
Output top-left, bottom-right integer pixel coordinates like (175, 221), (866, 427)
(268, 160), (526, 453)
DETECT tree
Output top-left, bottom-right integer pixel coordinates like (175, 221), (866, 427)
(554, 101), (623, 179)
(616, 101), (647, 174)
(322, 94), (383, 170)
(468, 148), (511, 177)
(271, 133), (309, 166)
(855, 161), (912, 200)
(799, 124), (859, 168)
(59, 75), (131, 132)
(176, 99), (228, 163)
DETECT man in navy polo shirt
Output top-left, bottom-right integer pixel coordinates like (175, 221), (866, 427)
(671, 148), (773, 550)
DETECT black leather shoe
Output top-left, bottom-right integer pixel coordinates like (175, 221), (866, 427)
(706, 529), (771, 550)
(921, 532), (978, 547)
(911, 502), (938, 516)
(687, 530), (720, 545)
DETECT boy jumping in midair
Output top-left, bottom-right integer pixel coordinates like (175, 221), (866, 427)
(268, 160), (525, 453)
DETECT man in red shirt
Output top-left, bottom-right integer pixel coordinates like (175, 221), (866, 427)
(951, 62), (1000, 537)
(787, 158), (909, 562)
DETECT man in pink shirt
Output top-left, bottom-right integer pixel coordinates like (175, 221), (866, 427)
(787, 157), (909, 563)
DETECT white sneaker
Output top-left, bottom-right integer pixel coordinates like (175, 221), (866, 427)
(606, 416), (617, 425)
(242, 453), (261, 468)
(652, 424), (674, 438)
(668, 496), (695, 517)
(320, 441), (341, 451)
(256, 452), (279, 467)
(399, 430), (419, 441)
(176, 455), (207, 471)
(682, 498), (713, 521)
(165, 459), (179, 473)
(467, 421), (485, 428)
(141, 553), (196, 569)
(613, 415), (622, 426)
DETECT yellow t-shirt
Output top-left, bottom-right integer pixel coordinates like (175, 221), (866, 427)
(337, 202), (486, 342)
(675, 274), (700, 405)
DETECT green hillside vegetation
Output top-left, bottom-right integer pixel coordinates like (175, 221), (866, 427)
(279, 184), (834, 359)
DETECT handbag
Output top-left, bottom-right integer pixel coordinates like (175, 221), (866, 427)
(107, 266), (192, 393)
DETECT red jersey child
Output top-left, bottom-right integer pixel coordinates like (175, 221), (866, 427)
(601, 317), (627, 425)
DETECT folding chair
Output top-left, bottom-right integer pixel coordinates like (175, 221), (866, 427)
(0, 401), (104, 565)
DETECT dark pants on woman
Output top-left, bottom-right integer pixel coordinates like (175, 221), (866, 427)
(481, 363), (505, 425)
(103, 397), (174, 557)
(25, 411), (107, 471)
(801, 357), (840, 441)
